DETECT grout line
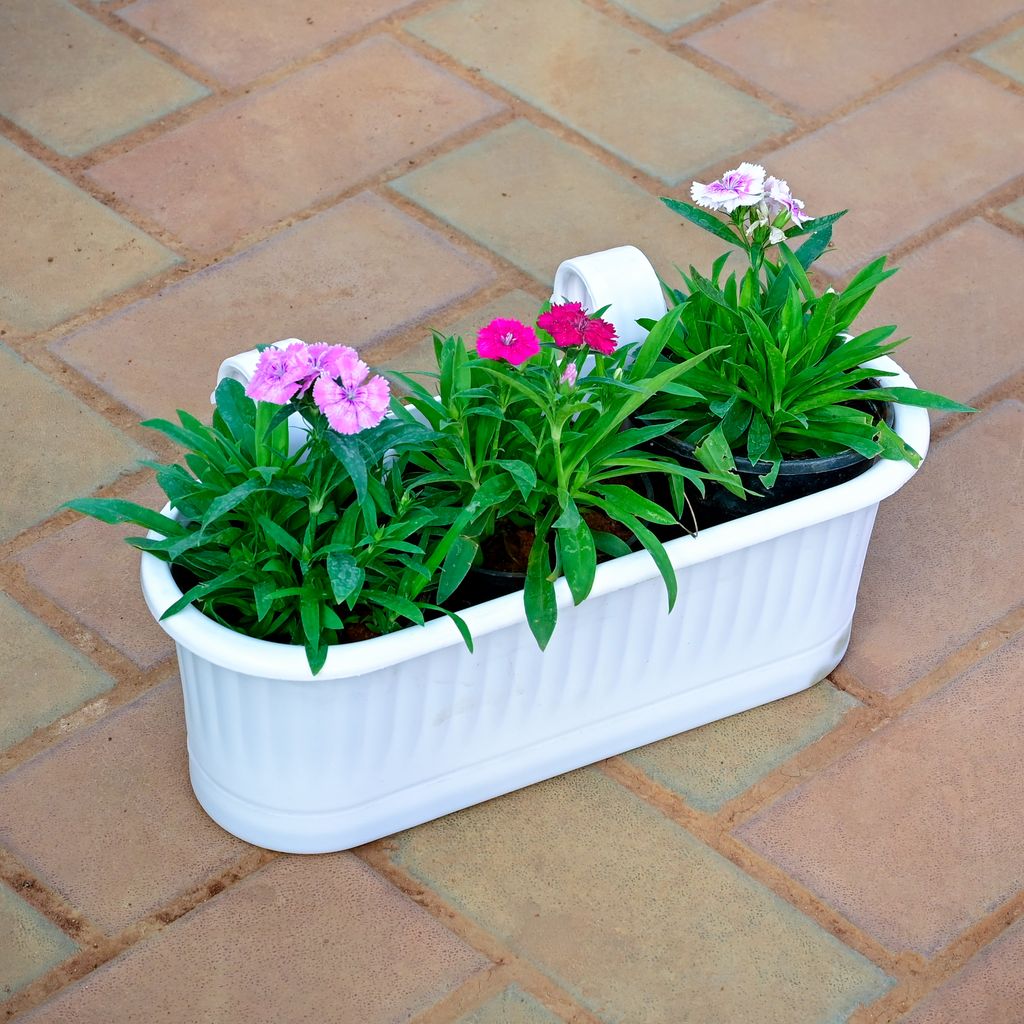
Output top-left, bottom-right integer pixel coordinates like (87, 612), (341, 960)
(0, 847), (278, 1021)
(0, 846), (105, 951)
(406, 965), (521, 1024)
(357, 843), (605, 1024)
(597, 757), (909, 976)
(850, 891), (1024, 1024)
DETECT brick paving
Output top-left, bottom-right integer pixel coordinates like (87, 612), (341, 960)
(0, 0), (1021, 1020)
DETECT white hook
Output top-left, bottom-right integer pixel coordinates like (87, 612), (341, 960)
(550, 245), (667, 346)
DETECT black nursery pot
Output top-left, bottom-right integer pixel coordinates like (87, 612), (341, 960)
(454, 476), (658, 607)
(653, 386), (896, 529)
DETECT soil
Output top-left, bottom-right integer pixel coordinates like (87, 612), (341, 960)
(480, 507), (636, 576)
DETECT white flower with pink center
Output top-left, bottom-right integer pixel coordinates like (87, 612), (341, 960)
(690, 162), (766, 213)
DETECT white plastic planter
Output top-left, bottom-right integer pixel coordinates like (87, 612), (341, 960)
(142, 353), (928, 854)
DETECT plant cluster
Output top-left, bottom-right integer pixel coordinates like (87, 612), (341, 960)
(68, 163), (973, 674)
(69, 313), (720, 671)
(645, 163), (971, 488)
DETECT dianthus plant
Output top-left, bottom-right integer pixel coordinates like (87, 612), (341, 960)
(67, 342), (472, 674)
(390, 302), (721, 649)
(648, 163), (971, 489)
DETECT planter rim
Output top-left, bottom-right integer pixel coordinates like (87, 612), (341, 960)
(140, 355), (928, 682)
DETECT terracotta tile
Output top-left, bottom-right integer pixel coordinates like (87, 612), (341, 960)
(52, 192), (494, 421)
(0, 344), (144, 542)
(608, 0), (726, 32)
(408, 0), (788, 185)
(690, 0), (1021, 115)
(861, 220), (1024, 415)
(394, 770), (892, 1023)
(0, 883), (77, 1001)
(740, 635), (1024, 955)
(87, 37), (503, 254)
(761, 65), (1024, 277)
(975, 26), (1024, 85)
(0, 140), (179, 333)
(378, 290), (544, 395)
(0, 0), (206, 157)
(456, 986), (562, 1024)
(898, 918), (1024, 1024)
(843, 402), (1024, 696)
(14, 478), (173, 669)
(394, 120), (736, 287)
(0, 680), (249, 934)
(19, 855), (486, 1022)
(119, 0), (421, 86)
(625, 682), (858, 812)
(0, 594), (114, 753)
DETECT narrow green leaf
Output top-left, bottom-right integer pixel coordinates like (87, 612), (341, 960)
(555, 517), (596, 606)
(524, 533), (557, 650)
(64, 498), (187, 536)
(437, 535), (479, 603)
(258, 515), (302, 560)
(660, 197), (745, 249)
(159, 565), (247, 620)
(326, 552), (365, 604)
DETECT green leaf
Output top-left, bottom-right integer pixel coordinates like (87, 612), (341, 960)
(660, 197), (745, 250)
(785, 210), (847, 239)
(494, 459), (537, 501)
(201, 478), (265, 530)
(258, 515), (302, 560)
(362, 589), (426, 626)
(254, 580), (275, 622)
(795, 223), (833, 269)
(605, 510), (678, 611)
(326, 552), (364, 604)
(747, 411), (772, 465)
(554, 514), (596, 606)
(213, 378), (257, 450)
(159, 565), (248, 620)
(694, 425), (744, 498)
(421, 605), (474, 652)
(591, 485), (676, 526)
(524, 533), (557, 650)
(300, 586), (321, 651)
(865, 387), (975, 412)
(437, 535), (479, 603)
(325, 434), (368, 505)
(874, 419), (921, 466)
(64, 498), (187, 536)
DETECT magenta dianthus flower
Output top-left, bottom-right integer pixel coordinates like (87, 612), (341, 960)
(476, 318), (540, 366)
(538, 302), (617, 355)
(245, 343), (310, 405)
(312, 347), (391, 435)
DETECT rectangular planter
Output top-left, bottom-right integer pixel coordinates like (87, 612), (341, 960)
(141, 356), (929, 854)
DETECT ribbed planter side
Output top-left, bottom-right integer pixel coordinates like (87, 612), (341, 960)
(143, 355), (928, 853)
(177, 504), (877, 853)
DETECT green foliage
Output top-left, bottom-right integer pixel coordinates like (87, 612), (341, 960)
(647, 198), (974, 487)
(67, 379), (466, 674)
(392, 319), (726, 649)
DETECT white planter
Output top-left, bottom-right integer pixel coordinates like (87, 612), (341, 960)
(141, 355), (928, 853)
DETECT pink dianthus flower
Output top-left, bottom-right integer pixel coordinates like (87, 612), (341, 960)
(476, 318), (540, 366)
(245, 343), (310, 405)
(537, 302), (617, 355)
(312, 347), (391, 435)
